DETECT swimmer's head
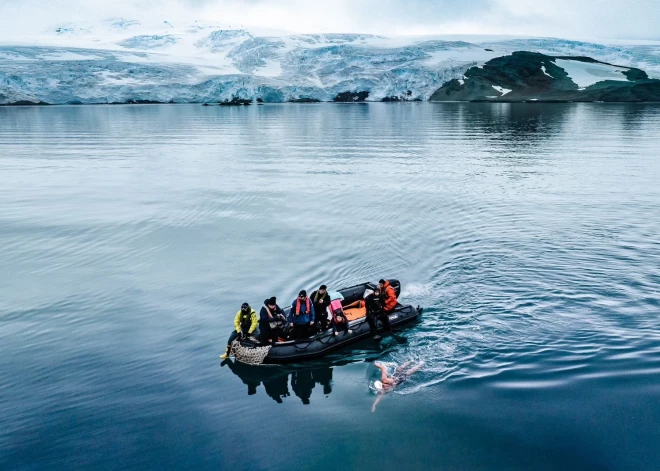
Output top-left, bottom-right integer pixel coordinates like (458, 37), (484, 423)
(373, 380), (383, 391)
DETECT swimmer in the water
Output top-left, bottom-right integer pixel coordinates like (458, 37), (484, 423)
(371, 360), (424, 412)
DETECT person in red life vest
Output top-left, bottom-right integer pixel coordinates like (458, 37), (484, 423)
(288, 290), (315, 339)
(328, 298), (353, 336)
(379, 279), (398, 313)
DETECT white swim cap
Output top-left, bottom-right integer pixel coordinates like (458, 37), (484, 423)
(374, 380), (383, 390)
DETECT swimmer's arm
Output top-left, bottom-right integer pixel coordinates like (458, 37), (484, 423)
(374, 363), (391, 383)
(371, 394), (384, 413)
(396, 361), (414, 373)
(405, 361), (424, 376)
(374, 363), (394, 386)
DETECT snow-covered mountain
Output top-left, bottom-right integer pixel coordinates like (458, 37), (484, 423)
(1, 20), (660, 104)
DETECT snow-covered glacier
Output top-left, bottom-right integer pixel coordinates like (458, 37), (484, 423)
(1, 21), (660, 104)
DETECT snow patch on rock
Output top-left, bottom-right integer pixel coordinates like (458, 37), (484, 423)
(541, 65), (553, 78)
(492, 85), (512, 96)
(553, 59), (630, 88)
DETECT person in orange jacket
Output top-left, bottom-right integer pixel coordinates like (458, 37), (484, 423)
(379, 279), (397, 313)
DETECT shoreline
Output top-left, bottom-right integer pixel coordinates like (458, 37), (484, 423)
(3, 100), (660, 108)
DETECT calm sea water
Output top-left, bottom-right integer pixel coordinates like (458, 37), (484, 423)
(1, 103), (659, 470)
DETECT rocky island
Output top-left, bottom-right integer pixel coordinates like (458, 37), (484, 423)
(430, 51), (660, 102)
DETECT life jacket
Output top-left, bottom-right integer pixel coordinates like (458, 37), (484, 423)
(380, 281), (397, 311)
(295, 297), (312, 316)
(240, 310), (253, 329)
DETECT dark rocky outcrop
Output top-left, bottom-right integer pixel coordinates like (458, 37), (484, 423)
(382, 90), (411, 102)
(429, 51), (660, 102)
(0, 100), (50, 106)
(288, 97), (321, 103)
(381, 96), (423, 102)
(110, 99), (167, 105)
(382, 91), (423, 102)
(218, 96), (253, 106)
(622, 68), (648, 81)
(333, 91), (369, 102)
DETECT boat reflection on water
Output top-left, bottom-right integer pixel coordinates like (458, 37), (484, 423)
(222, 359), (334, 404)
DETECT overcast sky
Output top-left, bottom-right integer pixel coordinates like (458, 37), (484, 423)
(1, 0), (659, 40)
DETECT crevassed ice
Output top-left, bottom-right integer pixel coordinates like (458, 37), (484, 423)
(0, 26), (656, 104)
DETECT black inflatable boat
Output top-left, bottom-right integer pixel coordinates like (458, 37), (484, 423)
(230, 280), (422, 365)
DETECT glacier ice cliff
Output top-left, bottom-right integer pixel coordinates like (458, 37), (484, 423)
(1, 24), (659, 105)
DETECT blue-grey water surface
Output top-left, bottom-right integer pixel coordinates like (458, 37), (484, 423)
(1, 103), (659, 470)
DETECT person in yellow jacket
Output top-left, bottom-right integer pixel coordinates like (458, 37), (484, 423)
(220, 302), (258, 359)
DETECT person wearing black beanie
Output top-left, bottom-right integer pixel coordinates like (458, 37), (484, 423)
(310, 284), (331, 331)
(259, 296), (286, 344)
